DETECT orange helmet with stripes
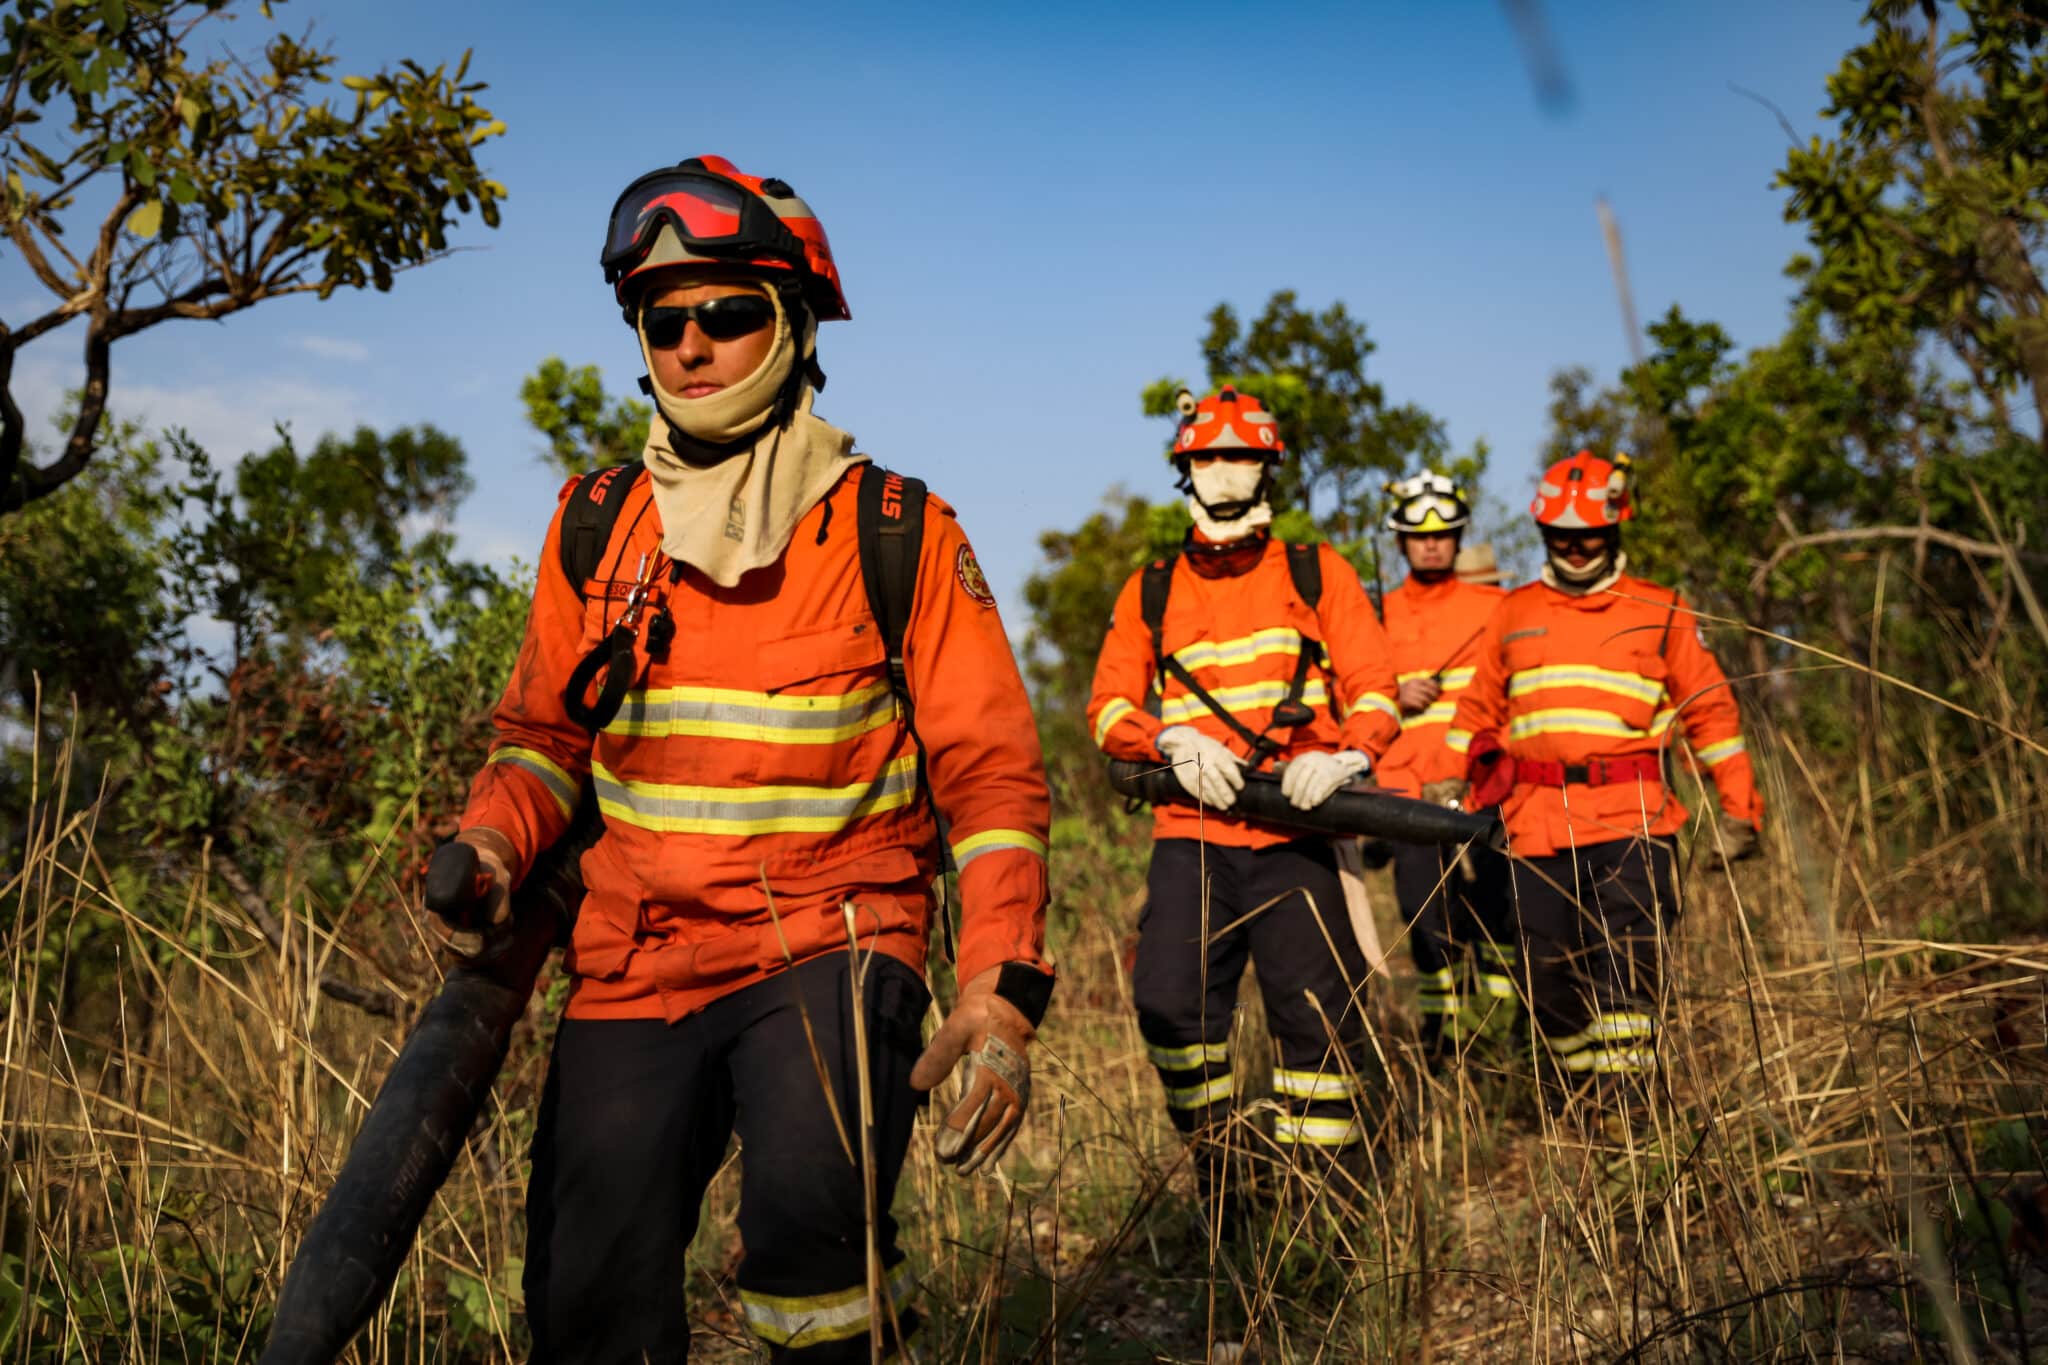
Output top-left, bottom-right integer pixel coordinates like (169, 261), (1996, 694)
(602, 155), (850, 321)
(1531, 450), (1634, 529)
(1168, 387), (1286, 463)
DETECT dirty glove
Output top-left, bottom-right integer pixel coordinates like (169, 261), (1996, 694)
(1707, 813), (1760, 868)
(1280, 750), (1371, 809)
(425, 827), (515, 955)
(910, 964), (1042, 1176)
(1420, 778), (1470, 808)
(1156, 726), (1245, 811)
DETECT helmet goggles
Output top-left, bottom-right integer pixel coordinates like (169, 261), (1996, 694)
(1384, 472), (1471, 534)
(601, 167), (808, 289)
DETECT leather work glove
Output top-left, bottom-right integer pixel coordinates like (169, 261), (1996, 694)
(1280, 750), (1371, 810)
(1156, 726), (1245, 810)
(425, 827), (515, 956)
(1397, 676), (1442, 715)
(910, 965), (1037, 1176)
(1707, 812), (1760, 869)
(1420, 778), (1470, 808)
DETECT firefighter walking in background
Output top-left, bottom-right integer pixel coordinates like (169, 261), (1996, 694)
(1445, 450), (1762, 1112)
(1087, 387), (1402, 1196)
(449, 157), (1053, 1361)
(1370, 475), (1515, 1064)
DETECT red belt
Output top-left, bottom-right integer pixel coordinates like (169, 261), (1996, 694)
(1515, 754), (1661, 788)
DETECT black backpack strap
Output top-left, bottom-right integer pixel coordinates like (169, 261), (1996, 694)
(558, 463), (646, 597)
(856, 464), (927, 709)
(1284, 540), (1323, 611)
(1139, 556), (1176, 717)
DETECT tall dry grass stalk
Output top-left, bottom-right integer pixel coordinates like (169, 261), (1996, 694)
(3, 670), (2044, 1360)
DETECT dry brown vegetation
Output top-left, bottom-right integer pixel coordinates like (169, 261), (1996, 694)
(4, 673), (2046, 1362)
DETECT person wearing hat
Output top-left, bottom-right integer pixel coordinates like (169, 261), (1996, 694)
(1087, 387), (1402, 1202)
(447, 156), (1055, 1360)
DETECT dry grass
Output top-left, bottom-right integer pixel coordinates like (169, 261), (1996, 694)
(3, 697), (2046, 1362)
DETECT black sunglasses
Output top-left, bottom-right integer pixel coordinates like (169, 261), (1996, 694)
(640, 295), (776, 348)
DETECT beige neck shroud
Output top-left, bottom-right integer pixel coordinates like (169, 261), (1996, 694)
(1186, 462), (1274, 542)
(637, 289), (866, 588)
(1541, 549), (1628, 596)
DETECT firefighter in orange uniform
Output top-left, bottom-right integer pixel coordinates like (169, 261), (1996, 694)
(1445, 451), (1761, 1109)
(1370, 474), (1514, 1061)
(1087, 388), (1401, 1190)
(448, 157), (1053, 1361)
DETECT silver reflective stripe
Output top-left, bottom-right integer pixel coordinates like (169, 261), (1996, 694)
(607, 681), (898, 745)
(487, 746), (578, 816)
(1166, 1074), (1234, 1109)
(592, 755), (919, 835)
(739, 1261), (916, 1348)
(950, 828), (1049, 870)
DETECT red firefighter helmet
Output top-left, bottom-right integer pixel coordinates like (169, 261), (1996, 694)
(1531, 450), (1634, 528)
(602, 155), (850, 321)
(1168, 386), (1286, 462)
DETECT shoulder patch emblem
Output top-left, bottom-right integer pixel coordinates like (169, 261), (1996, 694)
(956, 544), (996, 608)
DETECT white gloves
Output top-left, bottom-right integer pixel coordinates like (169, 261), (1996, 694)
(1280, 750), (1371, 810)
(1156, 725), (1245, 809)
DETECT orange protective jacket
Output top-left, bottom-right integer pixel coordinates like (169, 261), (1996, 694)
(1374, 574), (1505, 798)
(460, 467), (1052, 1022)
(1448, 572), (1763, 858)
(1086, 537), (1402, 849)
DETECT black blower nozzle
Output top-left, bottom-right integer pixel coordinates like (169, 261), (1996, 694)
(1107, 758), (1502, 849)
(260, 810), (598, 1364)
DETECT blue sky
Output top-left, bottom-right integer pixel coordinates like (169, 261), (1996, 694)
(6, 0), (1866, 618)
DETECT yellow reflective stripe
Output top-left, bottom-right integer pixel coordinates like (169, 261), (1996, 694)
(740, 1262), (915, 1348)
(1446, 728), (1474, 754)
(1165, 1074), (1235, 1109)
(950, 828), (1048, 870)
(1347, 692), (1401, 723)
(1508, 665), (1664, 705)
(1402, 700), (1458, 730)
(1545, 1013), (1655, 1055)
(1650, 707), (1677, 738)
(1147, 1040), (1228, 1070)
(606, 681), (897, 744)
(1397, 665), (1476, 687)
(1696, 736), (1747, 766)
(1274, 1115), (1365, 1147)
(593, 755), (919, 836)
(1272, 1068), (1361, 1101)
(1169, 627), (1303, 673)
(1506, 709), (1653, 744)
(488, 746), (578, 817)
(1476, 973), (1519, 999)
(1093, 697), (1138, 748)
(1157, 679), (1329, 726)
(1559, 1047), (1657, 1074)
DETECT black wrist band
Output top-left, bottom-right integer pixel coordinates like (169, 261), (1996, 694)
(994, 961), (1055, 1028)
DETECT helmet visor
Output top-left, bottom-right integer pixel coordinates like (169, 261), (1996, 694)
(602, 169), (799, 282)
(1389, 494), (1468, 530)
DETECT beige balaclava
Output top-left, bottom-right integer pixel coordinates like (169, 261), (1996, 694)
(1187, 461), (1274, 542)
(638, 281), (866, 587)
(1541, 548), (1628, 596)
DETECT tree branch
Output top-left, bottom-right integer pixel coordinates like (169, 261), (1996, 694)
(1750, 524), (2048, 598)
(211, 853), (401, 1019)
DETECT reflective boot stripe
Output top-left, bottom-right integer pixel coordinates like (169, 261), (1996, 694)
(740, 1261), (916, 1349)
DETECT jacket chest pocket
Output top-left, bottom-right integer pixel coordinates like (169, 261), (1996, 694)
(746, 617), (900, 788)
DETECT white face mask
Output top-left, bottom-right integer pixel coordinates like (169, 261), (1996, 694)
(1186, 461), (1273, 542)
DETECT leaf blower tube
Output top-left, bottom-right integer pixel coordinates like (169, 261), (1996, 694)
(259, 811), (599, 1365)
(1107, 759), (1502, 849)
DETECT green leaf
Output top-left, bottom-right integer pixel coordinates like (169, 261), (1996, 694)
(168, 172), (197, 205)
(126, 200), (163, 238)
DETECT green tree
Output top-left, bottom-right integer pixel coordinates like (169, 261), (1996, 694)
(1141, 291), (1488, 546)
(1777, 0), (2048, 444)
(0, 0), (507, 511)
(521, 357), (653, 477)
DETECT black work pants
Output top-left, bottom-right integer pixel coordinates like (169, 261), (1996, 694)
(1393, 840), (1517, 1054)
(524, 954), (930, 1363)
(1508, 837), (1678, 1106)
(1132, 838), (1379, 1158)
